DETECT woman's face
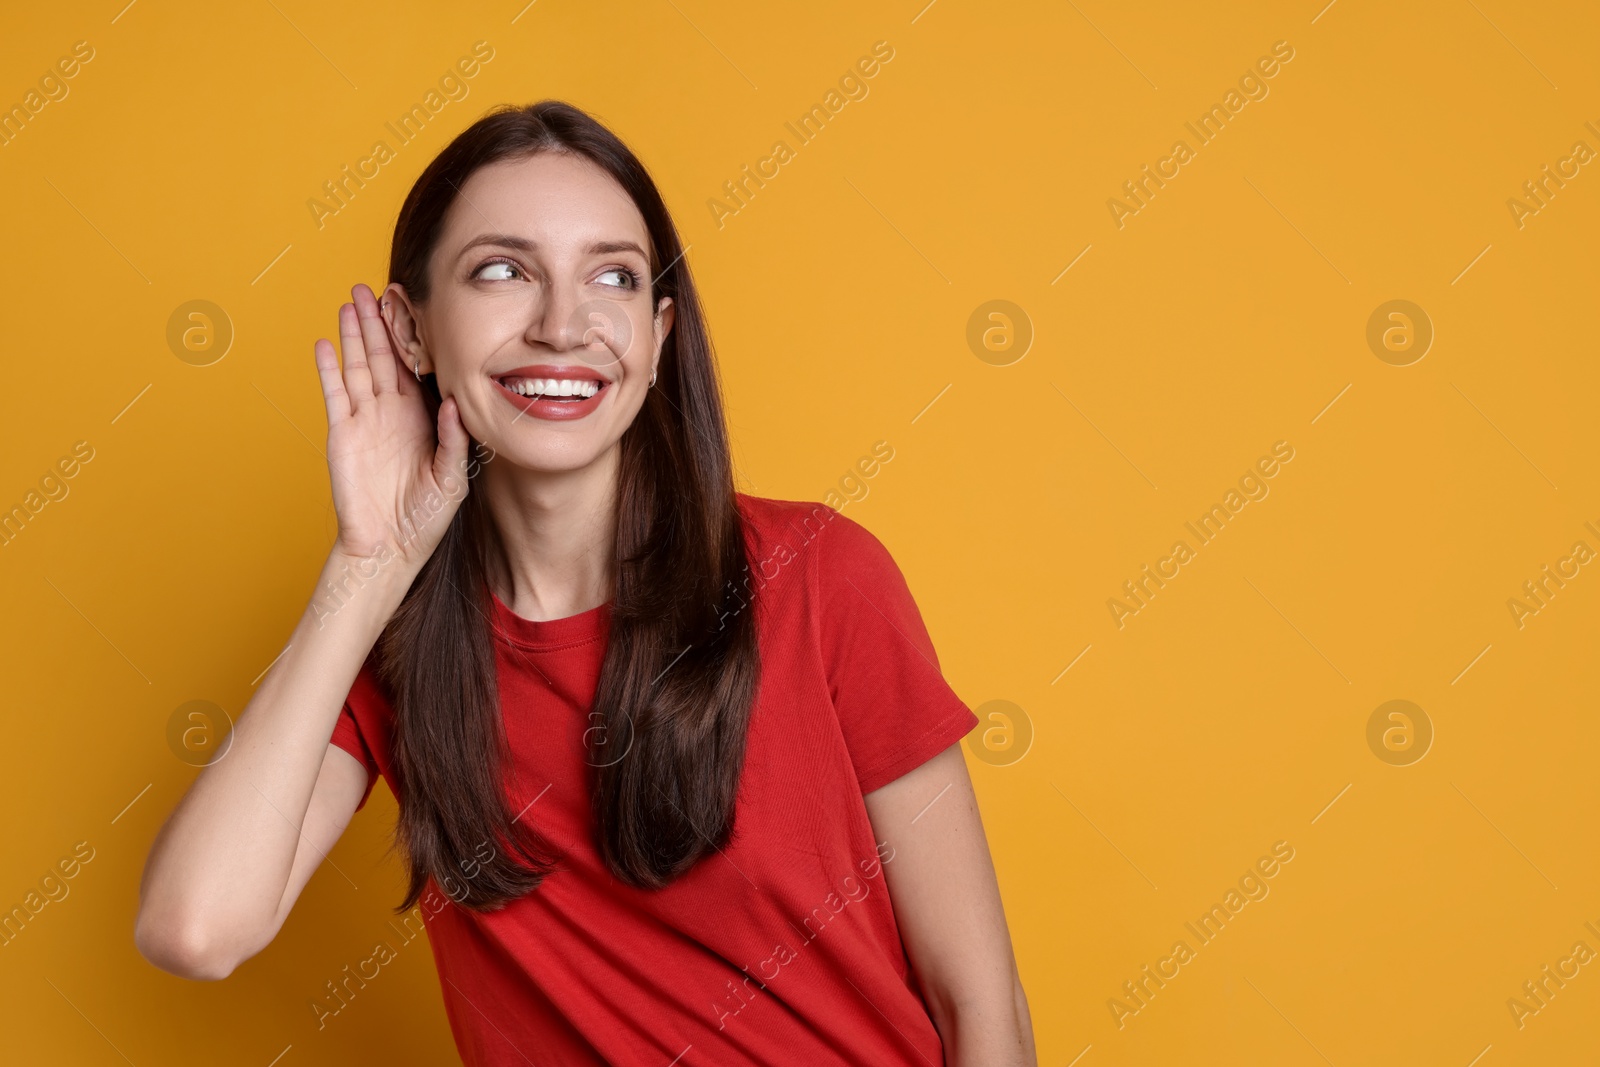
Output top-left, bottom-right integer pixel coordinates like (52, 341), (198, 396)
(385, 150), (673, 473)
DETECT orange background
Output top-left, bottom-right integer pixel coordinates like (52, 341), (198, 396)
(2, 0), (1597, 1063)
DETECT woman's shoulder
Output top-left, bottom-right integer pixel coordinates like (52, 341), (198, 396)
(732, 492), (898, 579)
(736, 492), (847, 555)
(733, 491), (830, 530)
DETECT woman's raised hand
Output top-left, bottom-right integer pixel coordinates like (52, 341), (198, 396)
(313, 283), (471, 574)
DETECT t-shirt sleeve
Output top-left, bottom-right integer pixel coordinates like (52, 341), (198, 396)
(810, 504), (979, 794)
(328, 659), (383, 812)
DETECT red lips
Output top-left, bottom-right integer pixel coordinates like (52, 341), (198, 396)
(492, 366), (611, 422)
(494, 364), (610, 383)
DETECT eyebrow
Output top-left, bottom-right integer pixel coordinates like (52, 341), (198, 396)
(457, 233), (650, 263)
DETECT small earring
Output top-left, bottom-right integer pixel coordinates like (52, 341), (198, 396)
(414, 358), (422, 382)
(648, 368), (657, 388)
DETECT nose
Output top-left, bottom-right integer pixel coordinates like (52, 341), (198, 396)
(524, 279), (629, 365)
(526, 274), (582, 353)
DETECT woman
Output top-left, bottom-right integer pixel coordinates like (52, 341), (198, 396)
(136, 100), (1036, 1066)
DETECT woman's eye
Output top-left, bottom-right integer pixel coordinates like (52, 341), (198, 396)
(475, 261), (522, 281)
(597, 268), (639, 289)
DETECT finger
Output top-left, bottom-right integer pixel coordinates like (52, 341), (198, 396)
(391, 318), (420, 399)
(337, 303), (373, 408)
(432, 396), (471, 496)
(393, 358), (419, 400)
(352, 284), (400, 395)
(314, 337), (352, 426)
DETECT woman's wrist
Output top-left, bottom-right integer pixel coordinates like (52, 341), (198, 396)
(308, 544), (421, 642)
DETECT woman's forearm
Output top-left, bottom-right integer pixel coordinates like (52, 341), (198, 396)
(932, 973), (1037, 1067)
(134, 550), (412, 977)
(1012, 970), (1039, 1065)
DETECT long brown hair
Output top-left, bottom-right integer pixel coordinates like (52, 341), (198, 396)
(375, 101), (760, 910)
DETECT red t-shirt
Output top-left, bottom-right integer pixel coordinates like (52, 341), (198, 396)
(329, 495), (979, 1065)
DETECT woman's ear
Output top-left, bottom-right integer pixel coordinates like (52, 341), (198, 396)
(652, 296), (675, 356)
(381, 283), (431, 375)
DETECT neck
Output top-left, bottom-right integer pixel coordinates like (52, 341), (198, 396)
(479, 443), (619, 622)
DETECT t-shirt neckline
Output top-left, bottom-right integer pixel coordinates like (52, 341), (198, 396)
(488, 584), (612, 650)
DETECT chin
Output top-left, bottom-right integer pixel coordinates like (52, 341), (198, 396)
(493, 435), (613, 476)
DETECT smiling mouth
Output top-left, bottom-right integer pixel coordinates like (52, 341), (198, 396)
(495, 375), (606, 402)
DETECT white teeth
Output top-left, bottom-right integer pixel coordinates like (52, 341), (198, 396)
(505, 377), (600, 398)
